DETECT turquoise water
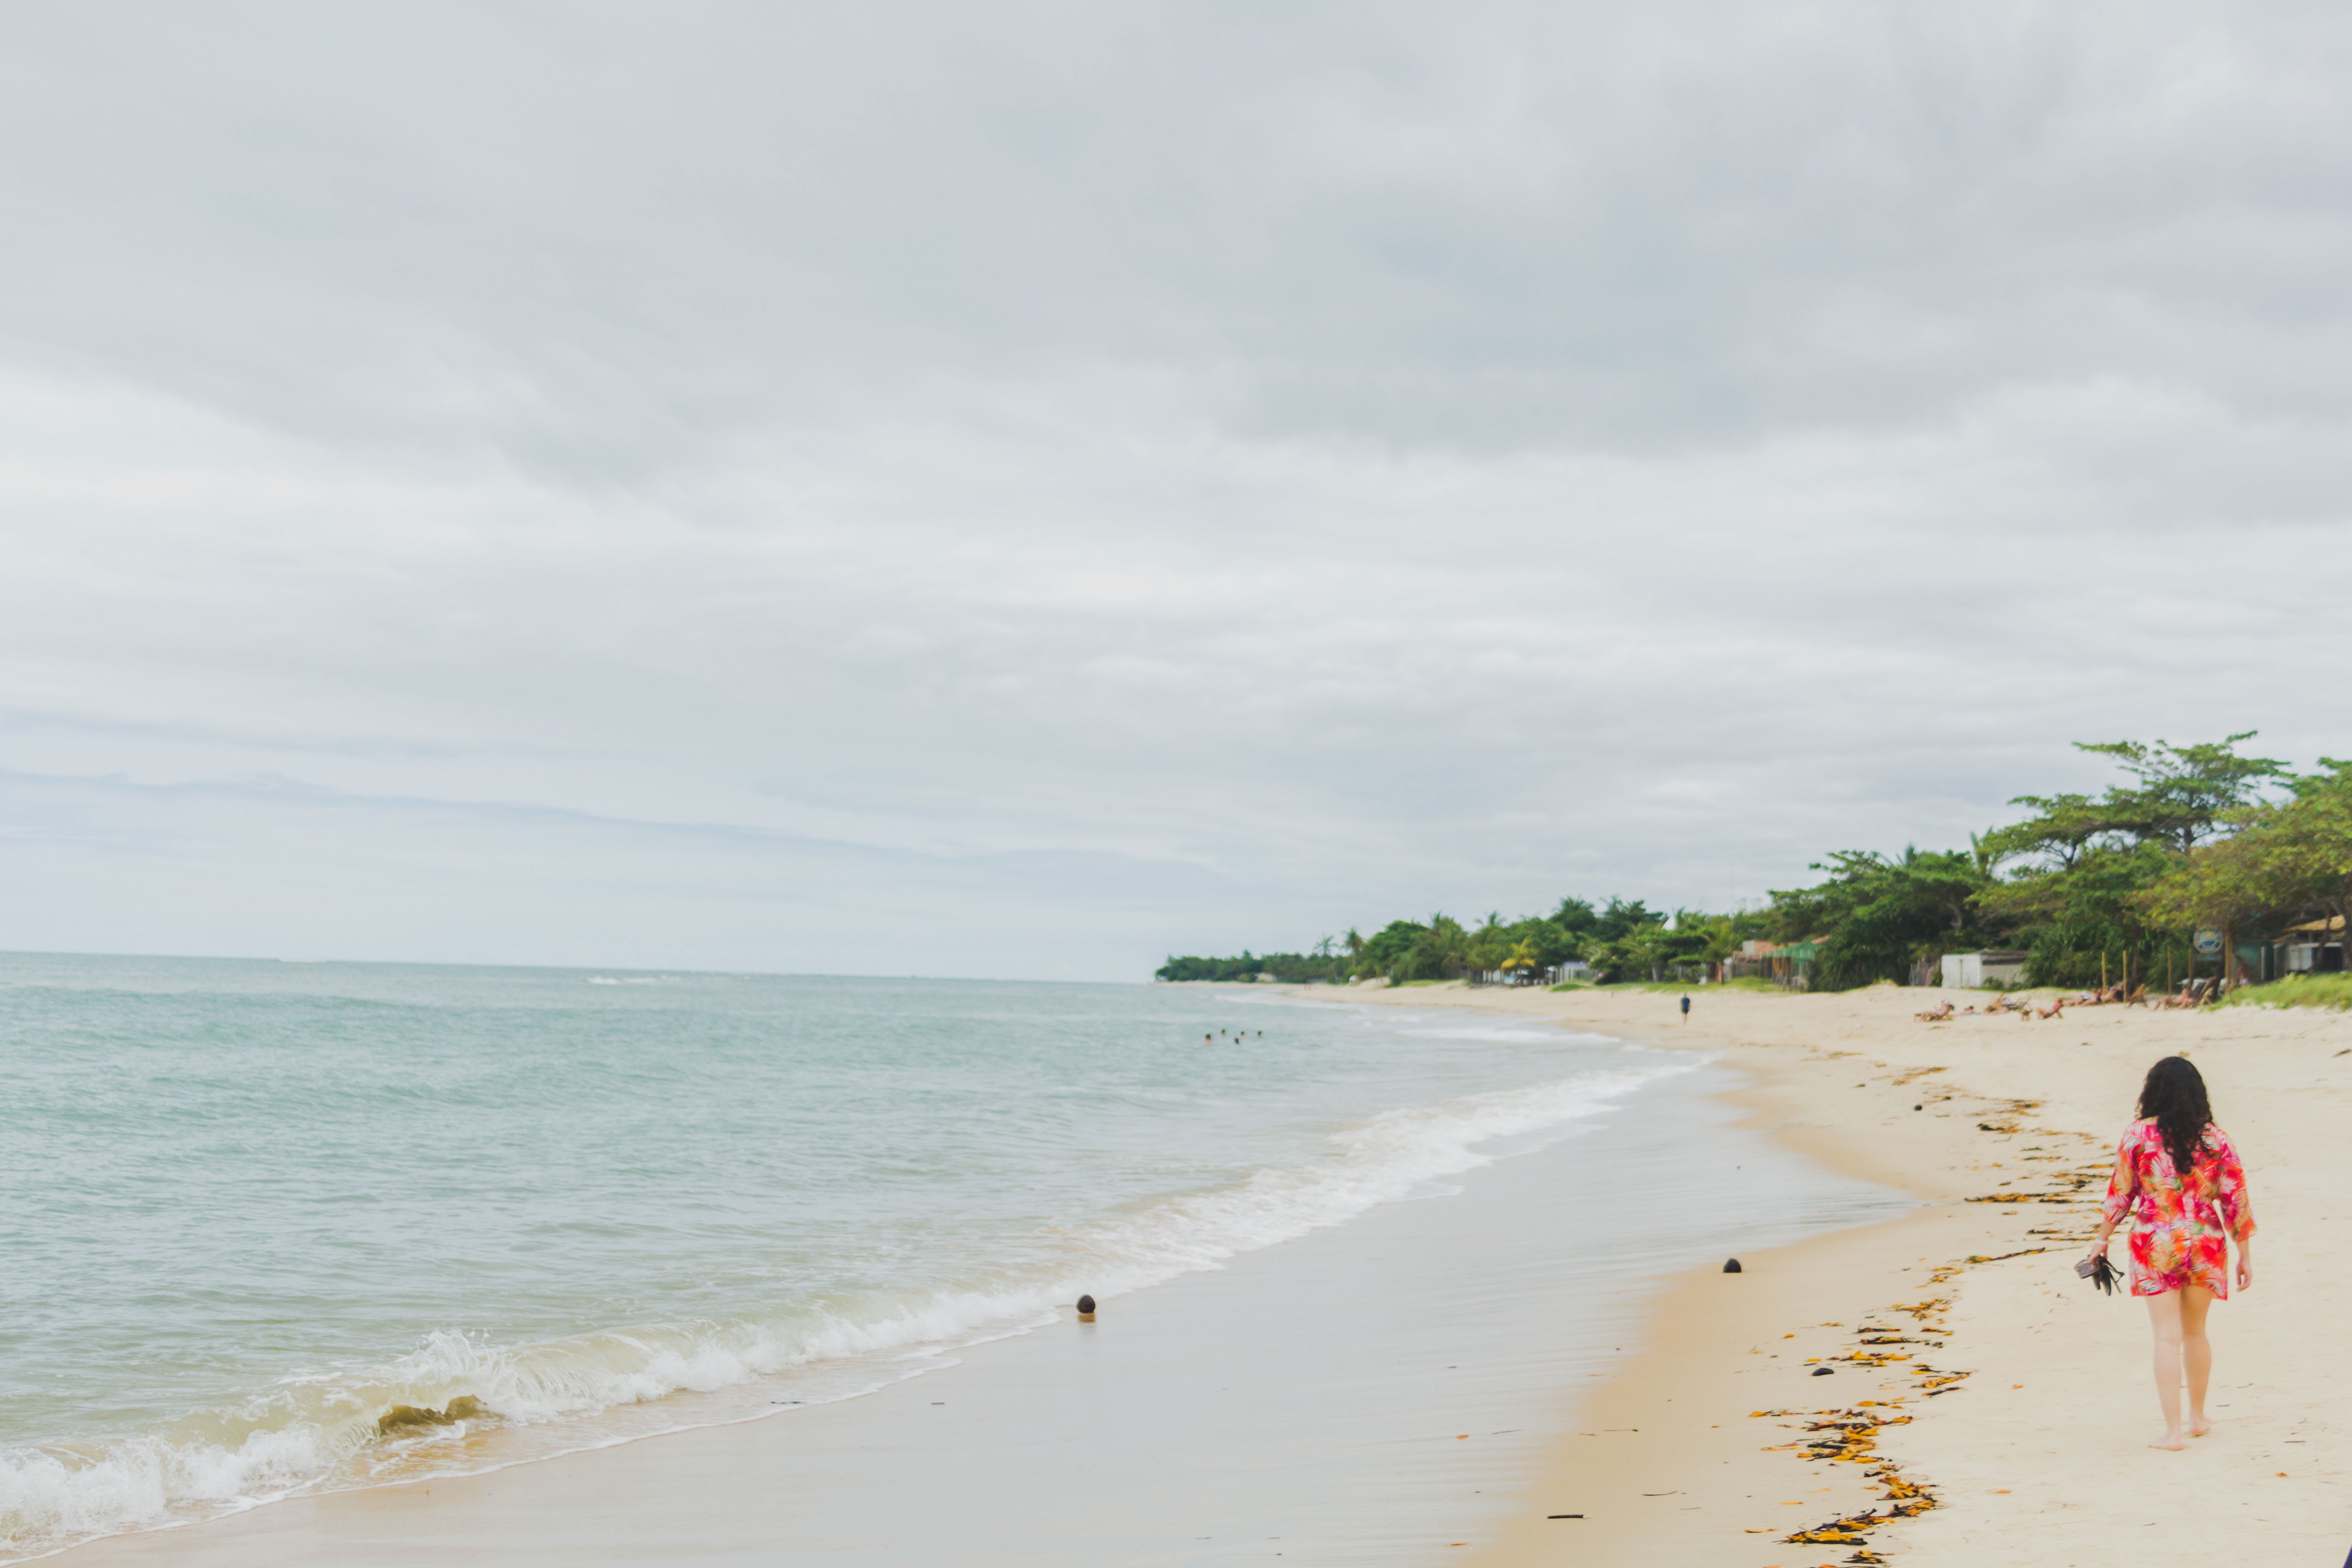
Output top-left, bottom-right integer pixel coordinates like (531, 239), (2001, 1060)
(0, 956), (1697, 1558)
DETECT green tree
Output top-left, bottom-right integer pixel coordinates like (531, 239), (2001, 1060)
(1404, 913), (1472, 981)
(1465, 911), (1512, 974)
(2075, 734), (2287, 853)
(2136, 831), (2280, 960)
(1976, 841), (2175, 989)
(1552, 897), (1600, 939)
(2143, 760), (2352, 981)
(1584, 919), (1675, 982)
(1685, 912), (1744, 979)
(1975, 734), (2287, 988)
(1352, 919), (1427, 979)
(2267, 762), (2352, 957)
(1769, 847), (1992, 990)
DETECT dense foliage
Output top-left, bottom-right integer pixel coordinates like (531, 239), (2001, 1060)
(1160, 897), (1769, 985)
(1164, 734), (2352, 995)
(1154, 951), (1352, 984)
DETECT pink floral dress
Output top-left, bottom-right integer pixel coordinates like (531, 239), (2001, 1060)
(2099, 1119), (2255, 1298)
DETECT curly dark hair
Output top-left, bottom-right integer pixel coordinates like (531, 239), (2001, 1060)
(2137, 1056), (2214, 1179)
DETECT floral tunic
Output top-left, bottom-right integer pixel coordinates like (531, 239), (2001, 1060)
(2099, 1119), (2255, 1298)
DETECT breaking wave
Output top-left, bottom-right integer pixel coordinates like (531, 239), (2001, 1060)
(0, 1058), (1686, 1560)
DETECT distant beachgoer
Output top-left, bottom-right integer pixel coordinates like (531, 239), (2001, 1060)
(1679, 995), (1690, 1021)
(2084, 1056), (2256, 1450)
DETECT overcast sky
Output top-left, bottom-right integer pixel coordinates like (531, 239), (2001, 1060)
(3, 1), (2350, 979)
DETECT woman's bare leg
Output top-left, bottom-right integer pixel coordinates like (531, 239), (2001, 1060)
(2145, 1290), (2185, 1448)
(2179, 1286), (2215, 1435)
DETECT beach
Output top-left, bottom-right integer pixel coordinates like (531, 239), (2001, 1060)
(27, 972), (2349, 1565)
(1351, 980), (2349, 1566)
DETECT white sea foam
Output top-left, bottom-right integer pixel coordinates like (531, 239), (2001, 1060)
(0, 1057), (1688, 1562)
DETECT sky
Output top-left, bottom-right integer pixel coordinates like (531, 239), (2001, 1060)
(3, 1), (2351, 979)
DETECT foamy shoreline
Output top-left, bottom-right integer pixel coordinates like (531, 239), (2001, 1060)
(1333, 981), (2349, 1566)
(4, 968), (1688, 1563)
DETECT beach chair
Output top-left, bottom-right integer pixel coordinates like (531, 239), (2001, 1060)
(2164, 979), (2211, 1009)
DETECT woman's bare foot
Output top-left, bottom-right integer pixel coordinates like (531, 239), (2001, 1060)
(2149, 1431), (2185, 1450)
(2187, 1417), (2213, 1437)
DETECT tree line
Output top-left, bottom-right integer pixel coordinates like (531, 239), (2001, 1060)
(1155, 734), (2352, 992)
(1156, 897), (1764, 986)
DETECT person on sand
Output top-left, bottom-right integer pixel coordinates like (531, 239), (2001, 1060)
(2083, 1056), (2256, 1450)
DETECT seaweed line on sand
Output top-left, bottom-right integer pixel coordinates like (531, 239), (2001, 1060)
(1745, 1078), (2104, 1565)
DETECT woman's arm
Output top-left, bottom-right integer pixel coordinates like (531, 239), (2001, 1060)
(2088, 1137), (2136, 1259)
(2213, 1128), (2254, 1290)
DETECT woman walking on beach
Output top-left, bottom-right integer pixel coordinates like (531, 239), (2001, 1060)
(2084, 1055), (2255, 1450)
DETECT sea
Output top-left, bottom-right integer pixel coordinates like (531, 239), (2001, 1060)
(0, 954), (1902, 1562)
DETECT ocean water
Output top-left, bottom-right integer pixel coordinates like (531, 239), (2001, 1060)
(0, 955), (1726, 1561)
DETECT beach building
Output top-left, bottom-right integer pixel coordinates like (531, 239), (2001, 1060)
(1940, 951), (2029, 989)
(2280, 916), (2346, 974)
(1470, 964), (1564, 987)
(1721, 939), (1816, 988)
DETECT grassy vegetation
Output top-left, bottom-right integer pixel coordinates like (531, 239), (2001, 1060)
(2219, 973), (2352, 1009)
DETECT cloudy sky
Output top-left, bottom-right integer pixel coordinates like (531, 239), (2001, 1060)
(3, 1), (2350, 979)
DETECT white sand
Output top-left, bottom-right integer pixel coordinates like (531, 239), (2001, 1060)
(1346, 981), (2350, 1567)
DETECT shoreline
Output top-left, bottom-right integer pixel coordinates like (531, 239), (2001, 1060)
(1327, 980), (2350, 1565)
(35, 981), (2349, 1565)
(35, 1002), (1885, 1568)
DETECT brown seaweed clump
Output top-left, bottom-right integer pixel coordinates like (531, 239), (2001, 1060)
(376, 1396), (491, 1437)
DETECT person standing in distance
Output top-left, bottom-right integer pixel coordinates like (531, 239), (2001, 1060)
(1679, 994), (1690, 1023)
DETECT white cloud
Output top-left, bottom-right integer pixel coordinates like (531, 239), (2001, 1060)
(1, 1), (2349, 974)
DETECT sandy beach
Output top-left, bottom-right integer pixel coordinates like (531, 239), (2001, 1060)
(1349, 980), (2350, 1566)
(42, 980), (2349, 1566)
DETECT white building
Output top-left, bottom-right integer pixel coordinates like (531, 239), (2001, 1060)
(2282, 916), (2346, 973)
(1940, 951), (2029, 989)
